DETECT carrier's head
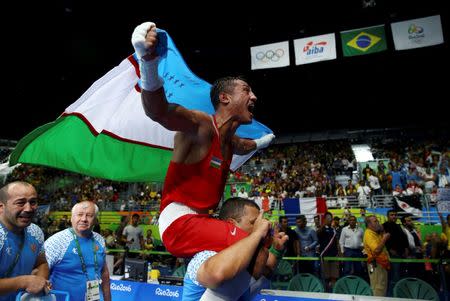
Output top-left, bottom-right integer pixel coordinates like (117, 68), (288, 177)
(219, 197), (260, 233)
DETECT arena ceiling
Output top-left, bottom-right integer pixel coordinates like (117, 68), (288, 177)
(3, 0), (448, 141)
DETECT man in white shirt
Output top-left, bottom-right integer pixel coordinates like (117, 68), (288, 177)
(123, 214), (143, 252)
(339, 216), (364, 277)
(368, 171), (382, 195)
(357, 181), (371, 207)
(237, 187), (249, 198)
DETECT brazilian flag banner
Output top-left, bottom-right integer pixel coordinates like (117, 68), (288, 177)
(340, 25), (387, 56)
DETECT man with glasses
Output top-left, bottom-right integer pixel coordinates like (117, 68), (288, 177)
(0, 181), (50, 301)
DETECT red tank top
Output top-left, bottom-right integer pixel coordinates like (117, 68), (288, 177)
(160, 116), (231, 212)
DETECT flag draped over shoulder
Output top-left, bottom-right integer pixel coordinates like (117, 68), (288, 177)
(9, 29), (273, 182)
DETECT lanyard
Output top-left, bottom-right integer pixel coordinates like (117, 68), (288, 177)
(1, 223), (25, 278)
(69, 228), (99, 280)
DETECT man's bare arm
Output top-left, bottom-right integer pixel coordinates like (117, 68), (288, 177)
(101, 264), (111, 301)
(0, 275), (48, 295)
(232, 136), (256, 155)
(33, 252), (49, 279)
(132, 22), (210, 134)
(232, 134), (275, 155)
(141, 89), (209, 133)
(196, 211), (269, 288)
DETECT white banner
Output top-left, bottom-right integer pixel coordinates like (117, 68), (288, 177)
(294, 33), (336, 65)
(250, 41), (290, 70)
(391, 15), (444, 50)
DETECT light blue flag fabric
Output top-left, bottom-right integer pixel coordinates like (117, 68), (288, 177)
(136, 29), (273, 139)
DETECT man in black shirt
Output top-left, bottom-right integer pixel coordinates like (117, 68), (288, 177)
(382, 210), (409, 296)
(279, 216), (300, 258)
(317, 212), (340, 291)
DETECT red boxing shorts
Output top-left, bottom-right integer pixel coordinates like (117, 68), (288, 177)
(159, 202), (248, 258)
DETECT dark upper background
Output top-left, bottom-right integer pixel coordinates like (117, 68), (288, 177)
(3, 0), (448, 141)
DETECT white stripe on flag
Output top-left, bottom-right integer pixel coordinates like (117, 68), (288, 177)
(300, 197), (318, 226)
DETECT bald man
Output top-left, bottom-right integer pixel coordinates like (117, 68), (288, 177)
(44, 201), (111, 301)
(0, 181), (49, 301)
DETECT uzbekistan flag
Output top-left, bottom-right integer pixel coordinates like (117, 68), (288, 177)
(9, 29), (273, 182)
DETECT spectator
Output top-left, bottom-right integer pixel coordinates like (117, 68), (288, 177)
(357, 180), (371, 207)
(339, 216), (364, 277)
(295, 215), (318, 275)
(0, 181), (50, 301)
(357, 208), (367, 230)
(123, 213), (144, 253)
(400, 215), (424, 279)
(364, 215), (390, 296)
(382, 210), (409, 295)
(44, 201), (111, 301)
(143, 229), (155, 251)
(392, 184), (404, 197)
(112, 216), (129, 274)
(438, 212), (450, 258)
(317, 212), (339, 291)
(368, 170), (382, 195)
(279, 216), (300, 258)
(104, 229), (116, 249)
(237, 187), (249, 198)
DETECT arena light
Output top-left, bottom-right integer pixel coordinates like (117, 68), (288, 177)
(361, 0), (376, 8)
(351, 144), (374, 162)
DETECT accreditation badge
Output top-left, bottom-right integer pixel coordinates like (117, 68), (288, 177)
(86, 280), (100, 301)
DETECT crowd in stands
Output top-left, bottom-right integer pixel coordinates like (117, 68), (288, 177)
(2, 135), (449, 297)
(3, 135), (449, 215)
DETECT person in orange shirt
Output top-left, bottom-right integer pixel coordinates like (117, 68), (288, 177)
(363, 215), (391, 296)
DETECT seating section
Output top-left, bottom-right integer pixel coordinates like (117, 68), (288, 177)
(287, 273), (324, 293)
(270, 260), (293, 290)
(172, 265), (187, 277)
(333, 275), (372, 296)
(393, 277), (439, 301)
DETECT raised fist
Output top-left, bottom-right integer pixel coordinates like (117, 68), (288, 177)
(131, 22), (158, 60)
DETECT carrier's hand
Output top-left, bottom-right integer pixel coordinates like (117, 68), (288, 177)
(254, 134), (275, 150)
(253, 210), (271, 239)
(272, 225), (288, 251)
(131, 22), (158, 60)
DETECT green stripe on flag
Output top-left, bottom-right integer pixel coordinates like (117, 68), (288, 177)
(10, 115), (172, 182)
(341, 25), (387, 56)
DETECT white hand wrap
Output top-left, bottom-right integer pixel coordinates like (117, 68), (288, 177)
(140, 58), (164, 91)
(131, 22), (155, 59)
(131, 22), (164, 91)
(254, 133), (275, 150)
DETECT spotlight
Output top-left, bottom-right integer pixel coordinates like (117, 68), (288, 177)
(361, 0), (376, 8)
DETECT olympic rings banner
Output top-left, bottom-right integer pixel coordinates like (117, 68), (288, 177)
(250, 41), (290, 70)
